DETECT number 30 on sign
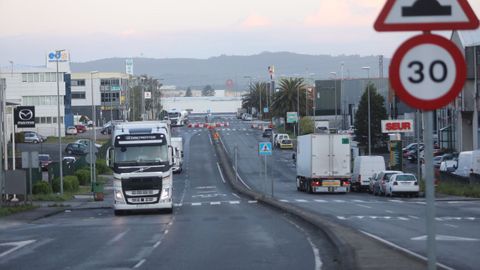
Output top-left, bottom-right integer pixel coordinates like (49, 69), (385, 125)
(389, 34), (467, 111)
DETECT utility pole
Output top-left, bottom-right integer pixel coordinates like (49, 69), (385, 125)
(0, 78), (5, 204)
(362, 66), (372, 155)
(90, 71), (98, 191)
(56, 49), (65, 194)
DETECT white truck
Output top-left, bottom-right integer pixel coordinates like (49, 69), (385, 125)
(167, 110), (188, 126)
(296, 134), (351, 193)
(171, 137), (184, 173)
(107, 121), (174, 215)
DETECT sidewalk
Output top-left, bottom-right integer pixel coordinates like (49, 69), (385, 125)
(1, 175), (113, 227)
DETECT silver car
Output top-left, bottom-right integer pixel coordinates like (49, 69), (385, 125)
(372, 170), (403, 196)
(24, 131), (45, 144)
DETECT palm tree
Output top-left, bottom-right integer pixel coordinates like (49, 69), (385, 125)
(271, 77), (310, 118)
(241, 82), (268, 116)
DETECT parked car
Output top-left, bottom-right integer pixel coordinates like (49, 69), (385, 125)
(66, 126), (78, 135)
(65, 143), (88, 155)
(385, 173), (419, 197)
(75, 139), (101, 149)
(372, 170), (403, 196)
(243, 114), (253, 121)
(24, 131), (46, 143)
(433, 153), (458, 168)
(38, 154), (53, 171)
(75, 124), (87, 133)
(63, 156), (77, 165)
(274, 133), (290, 147)
(279, 139), (293, 149)
(402, 143), (423, 158)
(262, 128), (273, 138)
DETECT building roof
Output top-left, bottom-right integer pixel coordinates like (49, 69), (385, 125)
(0, 64), (57, 73)
(457, 29), (480, 47)
(71, 72), (130, 79)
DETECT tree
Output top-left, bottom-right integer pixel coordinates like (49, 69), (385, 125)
(202, 85), (215, 96)
(185, 87), (193, 97)
(241, 82), (268, 115)
(271, 77), (311, 119)
(354, 83), (388, 151)
(299, 117), (314, 135)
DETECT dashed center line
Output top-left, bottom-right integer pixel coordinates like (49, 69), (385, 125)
(133, 259), (146, 269)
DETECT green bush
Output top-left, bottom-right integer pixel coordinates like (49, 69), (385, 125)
(75, 169), (91, 185)
(33, 181), (52, 195)
(96, 159), (112, 175)
(51, 177), (61, 193)
(299, 117), (314, 135)
(64, 176), (79, 192)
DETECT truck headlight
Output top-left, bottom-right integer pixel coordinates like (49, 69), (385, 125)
(161, 187), (171, 200)
(115, 190), (125, 203)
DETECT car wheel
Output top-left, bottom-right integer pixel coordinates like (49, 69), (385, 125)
(33, 140), (38, 144)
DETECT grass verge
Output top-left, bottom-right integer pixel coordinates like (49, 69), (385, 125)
(436, 182), (480, 198)
(0, 204), (38, 217)
(32, 185), (92, 201)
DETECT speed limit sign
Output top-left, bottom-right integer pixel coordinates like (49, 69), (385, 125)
(389, 34), (467, 110)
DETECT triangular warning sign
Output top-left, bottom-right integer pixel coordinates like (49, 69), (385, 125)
(374, 0), (479, 32)
(262, 144), (270, 152)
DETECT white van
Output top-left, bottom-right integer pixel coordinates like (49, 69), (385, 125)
(351, 156), (386, 192)
(171, 137), (184, 173)
(454, 151), (473, 177)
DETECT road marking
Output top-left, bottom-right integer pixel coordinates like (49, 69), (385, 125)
(360, 230), (455, 270)
(408, 215), (420, 219)
(389, 199), (403, 203)
(398, 217), (410, 221)
(229, 201), (240, 204)
(353, 200), (366, 203)
(107, 230), (129, 245)
(411, 235), (480, 241)
(386, 210), (394, 214)
(208, 134), (213, 145)
(415, 201), (426, 205)
(164, 230), (169, 235)
(232, 193), (240, 198)
(192, 202), (202, 206)
(153, 241), (161, 249)
(314, 199), (327, 203)
(210, 201), (221, 205)
(133, 259), (146, 269)
(356, 204), (372, 209)
(337, 216), (346, 220)
(173, 203), (183, 207)
(248, 200), (258, 204)
(216, 162), (226, 184)
(333, 200), (345, 203)
(285, 219), (323, 270)
(0, 240), (36, 258)
(280, 199), (289, 202)
(445, 224), (459, 228)
(295, 199), (308, 203)
(195, 186), (216, 189)
(234, 170), (252, 190)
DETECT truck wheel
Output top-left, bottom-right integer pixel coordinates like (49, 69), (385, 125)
(307, 181), (313, 194)
(165, 207), (174, 214)
(114, 210), (124, 216)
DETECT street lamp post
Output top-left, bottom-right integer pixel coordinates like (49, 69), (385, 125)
(297, 79), (300, 136)
(330, 72), (338, 129)
(90, 71), (98, 191)
(362, 66), (371, 155)
(56, 49), (65, 194)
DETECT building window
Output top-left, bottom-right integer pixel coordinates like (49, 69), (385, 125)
(23, 95), (59, 106)
(72, 79), (85, 86)
(72, 92), (86, 99)
(22, 74), (28, 82)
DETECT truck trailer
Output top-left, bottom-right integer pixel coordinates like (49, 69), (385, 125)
(296, 134), (351, 193)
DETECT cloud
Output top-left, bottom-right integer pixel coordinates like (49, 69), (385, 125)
(303, 0), (378, 28)
(239, 14), (272, 29)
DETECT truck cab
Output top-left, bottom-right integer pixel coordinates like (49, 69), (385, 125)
(107, 121), (173, 215)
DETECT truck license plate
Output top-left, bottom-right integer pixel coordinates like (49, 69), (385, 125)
(323, 180), (340, 187)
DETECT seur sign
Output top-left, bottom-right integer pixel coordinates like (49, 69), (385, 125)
(381, 119), (414, 133)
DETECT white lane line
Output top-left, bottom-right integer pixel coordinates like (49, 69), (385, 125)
(389, 199), (403, 203)
(356, 204), (372, 209)
(133, 259), (146, 269)
(285, 219), (323, 270)
(398, 217), (410, 221)
(295, 199), (308, 203)
(153, 241), (161, 249)
(337, 216), (346, 220)
(248, 200), (258, 204)
(218, 136), (229, 154)
(386, 210), (394, 214)
(280, 199), (290, 202)
(229, 201), (240, 204)
(192, 202), (202, 206)
(173, 203), (183, 207)
(0, 240), (36, 258)
(360, 230), (454, 270)
(107, 230), (130, 245)
(415, 201), (426, 205)
(408, 215), (420, 219)
(232, 193), (240, 198)
(164, 230), (169, 235)
(445, 224), (459, 228)
(216, 162), (226, 184)
(208, 134), (213, 145)
(210, 202), (221, 205)
(314, 199), (327, 203)
(352, 199), (366, 203)
(234, 170), (252, 190)
(333, 200), (346, 203)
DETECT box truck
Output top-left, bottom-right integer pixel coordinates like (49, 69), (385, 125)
(296, 134), (351, 193)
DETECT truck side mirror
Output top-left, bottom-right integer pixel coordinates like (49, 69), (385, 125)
(168, 145), (174, 166)
(106, 147), (114, 168)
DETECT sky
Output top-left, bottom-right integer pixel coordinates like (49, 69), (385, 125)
(0, 0), (479, 65)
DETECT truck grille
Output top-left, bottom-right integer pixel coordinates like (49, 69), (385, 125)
(122, 177), (162, 205)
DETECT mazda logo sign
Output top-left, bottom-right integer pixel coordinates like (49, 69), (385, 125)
(19, 109), (33, 121)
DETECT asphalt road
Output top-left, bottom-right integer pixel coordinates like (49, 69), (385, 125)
(197, 114), (480, 270)
(0, 122), (337, 270)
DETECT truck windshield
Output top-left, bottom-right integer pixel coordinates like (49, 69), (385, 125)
(168, 112), (180, 118)
(115, 145), (168, 163)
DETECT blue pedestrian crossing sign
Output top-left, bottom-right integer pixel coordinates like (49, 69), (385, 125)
(259, 142), (272, 156)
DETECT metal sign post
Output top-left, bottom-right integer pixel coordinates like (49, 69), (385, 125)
(423, 111), (436, 270)
(259, 142), (273, 197)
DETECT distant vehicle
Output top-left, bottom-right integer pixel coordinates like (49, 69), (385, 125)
(262, 128), (273, 138)
(38, 154), (52, 171)
(75, 124), (87, 133)
(243, 114), (252, 121)
(171, 137), (184, 173)
(237, 108), (247, 119)
(279, 139), (293, 149)
(63, 156), (76, 165)
(75, 139), (101, 149)
(402, 143), (423, 157)
(440, 159), (457, 173)
(433, 153), (457, 168)
(65, 143), (88, 155)
(296, 134), (351, 193)
(66, 126), (78, 135)
(385, 173), (419, 197)
(351, 156), (386, 192)
(453, 151), (473, 177)
(371, 170), (403, 196)
(167, 110), (188, 126)
(23, 131), (46, 143)
(274, 133), (290, 147)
